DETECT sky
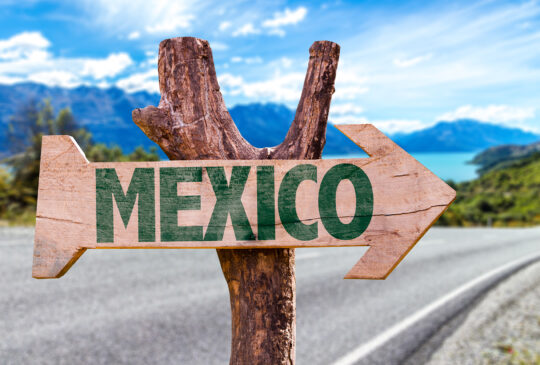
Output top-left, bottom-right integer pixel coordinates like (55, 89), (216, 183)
(0, 0), (539, 133)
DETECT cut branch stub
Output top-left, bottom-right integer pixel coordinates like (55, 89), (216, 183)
(132, 36), (340, 365)
(133, 37), (340, 161)
(272, 41), (340, 160)
(133, 37), (258, 160)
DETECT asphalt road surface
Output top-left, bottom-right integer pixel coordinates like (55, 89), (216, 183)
(1, 227), (539, 364)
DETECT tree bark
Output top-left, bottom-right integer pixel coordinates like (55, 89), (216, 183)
(133, 37), (339, 364)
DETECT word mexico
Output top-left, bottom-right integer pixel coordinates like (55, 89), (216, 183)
(33, 124), (456, 280)
(96, 163), (373, 244)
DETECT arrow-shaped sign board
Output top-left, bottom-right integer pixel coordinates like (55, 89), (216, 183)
(33, 124), (455, 280)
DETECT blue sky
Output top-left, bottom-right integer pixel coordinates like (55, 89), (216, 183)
(1, 0), (539, 133)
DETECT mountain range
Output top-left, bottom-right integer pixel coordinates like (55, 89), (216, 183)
(0, 82), (538, 156)
(393, 119), (539, 152)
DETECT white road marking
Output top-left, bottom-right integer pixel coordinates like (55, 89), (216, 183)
(331, 250), (540, 365)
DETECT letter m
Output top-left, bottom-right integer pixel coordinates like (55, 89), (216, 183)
(96, 168), (155, 243)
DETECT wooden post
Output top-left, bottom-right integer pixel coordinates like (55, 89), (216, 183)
(132, 37), (340, 364)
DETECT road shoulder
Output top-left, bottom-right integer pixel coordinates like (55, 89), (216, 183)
(423, 260), (540, 364)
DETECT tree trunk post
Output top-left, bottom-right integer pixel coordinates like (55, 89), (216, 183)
(133, 37), (340, 364)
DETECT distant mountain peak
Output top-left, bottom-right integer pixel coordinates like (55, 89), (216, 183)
(1, 82), (538, 155)
(393, 119), (539, 153)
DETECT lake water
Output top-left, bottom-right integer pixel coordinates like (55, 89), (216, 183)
(324, 152), (478, 182)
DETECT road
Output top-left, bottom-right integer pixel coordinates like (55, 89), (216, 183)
(1, 227), (539, 364)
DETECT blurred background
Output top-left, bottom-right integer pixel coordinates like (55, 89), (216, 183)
(0, 1), (539, 364)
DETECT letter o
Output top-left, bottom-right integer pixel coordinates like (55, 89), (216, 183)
(318, 164), (373, 240)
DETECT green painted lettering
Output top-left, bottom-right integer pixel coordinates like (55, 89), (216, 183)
(318, 163), (373, 240)
(204, 166), (255, 241)
(257, 166), (275, 240)
(160, 167), (203, 242)
(96, 168), (155, 243)
(278, 164), (318, 241)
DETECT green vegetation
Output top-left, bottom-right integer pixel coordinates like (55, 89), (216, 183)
(438, 152), (540, 227)
(471, 141), (540, 175)
(0, 100), (160, 226)
(2, 99), (538, 228)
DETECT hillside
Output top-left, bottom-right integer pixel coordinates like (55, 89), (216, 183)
(393, 119), (539, 152)
(439, 152), (540, 227)
(471, 141), (540, 174)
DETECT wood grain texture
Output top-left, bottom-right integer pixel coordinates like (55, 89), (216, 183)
(32, 37), (455, 364)
(131, 38), (339, 162)
(131, 37), (340, 365)
(33, 126), (455, 278)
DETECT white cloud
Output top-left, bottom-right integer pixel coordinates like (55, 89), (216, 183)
(81, 53), (133, 79)
(370, 119), (427, 134)
(0, 74), (23, 84)
(0, 32), (75, 87)
(27, 70), (80, 88)
(0, 31), (50, 60)
(393, 53), (432, 68)
(333, 85), (369, 100)
(231, 56), (263, 64)
(82, 0), (196, 35)
(328, 101), (426, 134)
(219, 21), (232, 31)
(116, 69), (159, 93)
(0, 31), (50, 51)
(333, 64), (370, 101)
(437, 105), (535, 123)
(210, 41), (228, 51)
(96, 80), (111, 89)
(262, 7), (307, 28)
(232, 23), (260, 37)
(0, 31), (136, 89)
(218, 73), (244, 88)
(219, 71), (305, 102)
(140, 54), (158, 68)
(145, 16), (193, 33)
(219, 54), (368, 108)
(280, 57), (293, 68)
(330, 103), (364, 116)
(329, 116), (425, 134)
(127, 31), (140, 40)
(261, 7), (307, 36)
(329, 114), (369, 125)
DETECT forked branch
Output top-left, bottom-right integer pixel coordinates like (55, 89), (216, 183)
(132, 36), (340, 365)
(133, 37), (339, 161)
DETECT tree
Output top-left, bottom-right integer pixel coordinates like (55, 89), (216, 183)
(3, 100), (92, 211)
(86, 144), (160, 162)
(1, 99), (160, 222)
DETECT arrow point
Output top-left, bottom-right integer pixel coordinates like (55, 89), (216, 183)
(343, 246), (398, 280)
(344, 197), (454, 279)
(42, 135), (89, 165)
(33, 240), (85, 278)
(334, 124), (398, 158)
(33, 136), (91, 279)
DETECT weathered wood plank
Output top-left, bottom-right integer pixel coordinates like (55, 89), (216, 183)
(32, 38), (455, 365)
(33, 124), (455, 279)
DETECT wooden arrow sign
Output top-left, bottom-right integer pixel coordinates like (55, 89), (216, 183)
(33, 124), (455, 280)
